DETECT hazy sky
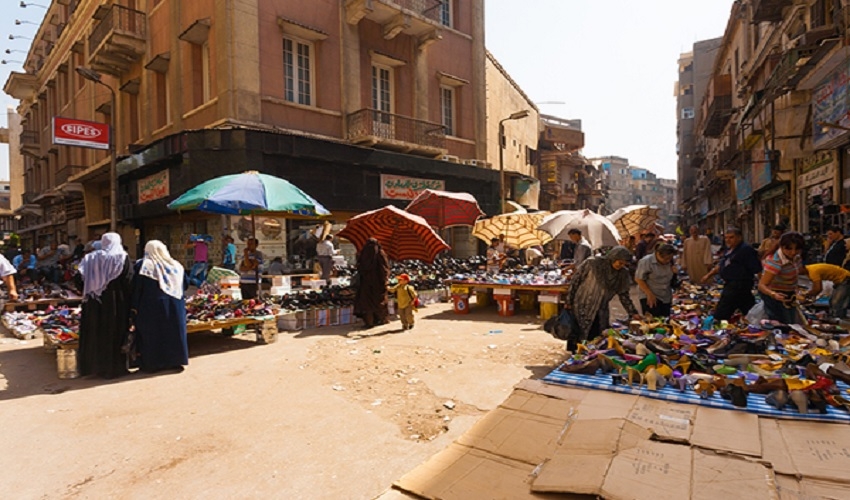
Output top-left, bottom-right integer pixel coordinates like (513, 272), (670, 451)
(0, 1), (735, 181)
(486, 0), (735, 179)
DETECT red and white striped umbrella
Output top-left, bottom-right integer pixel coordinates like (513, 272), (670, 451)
(404, 189), (485, 229)
(337, 205), (450, 263)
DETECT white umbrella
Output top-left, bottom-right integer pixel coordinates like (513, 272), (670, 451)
(606, 205), (661, 238)
(538, 209), (621, 249)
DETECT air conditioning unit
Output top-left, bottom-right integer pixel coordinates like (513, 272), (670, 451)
(462, 159), (486, 167)
(441, 155), (460, 163)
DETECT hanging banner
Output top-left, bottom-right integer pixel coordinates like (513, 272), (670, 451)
(751, 151), (773, 192)
(812, 62), (850, 148)
(138, 170), (170, 204)
(52, 116), (110, 150)
(380, 174), (444, 200)
(735, 168), (752, 201)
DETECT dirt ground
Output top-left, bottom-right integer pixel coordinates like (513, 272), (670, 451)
(0, 300), (570, 499)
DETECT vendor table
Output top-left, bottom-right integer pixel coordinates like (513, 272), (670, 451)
(3, 297), (83, 312)
(447, 281), (568, 318)
(186, 316), (278, 344)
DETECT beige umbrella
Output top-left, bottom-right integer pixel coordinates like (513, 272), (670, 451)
(538, 209), (621, 249)
(606, 205), (661, 238)
(472, 212), (552, 249)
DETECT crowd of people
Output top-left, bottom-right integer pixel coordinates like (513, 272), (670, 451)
(561, 221), (850, 352)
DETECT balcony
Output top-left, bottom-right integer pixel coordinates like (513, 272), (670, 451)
(751, 0), (793, 23)
(346, 108), (447, 156)
(345, 0), (445, 41)
(3, 72), (38, 100)
(540, 118), (585, 151)
(766, 27), (840, 94)
(56, 165), (86, 185)
(88, 5), (146, 77)
(20, 130), (40, 157)
(703, 74), (732, 137)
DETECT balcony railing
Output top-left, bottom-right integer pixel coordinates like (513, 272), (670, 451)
(347, 109), (447, 156)
(346, 0), (445, 39)
(704, 74), (733, 137)
(89, 4), (146, 76)
(392, 0), (444, 24)
(20, 130), (39, 146)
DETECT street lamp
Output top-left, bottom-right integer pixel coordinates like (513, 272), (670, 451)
(20, 2), (48, 9)
(1, 59), (22, 65)
(15, 20), (39, 26)
(498, 110), (531, 211)
(5, 49), (26, 54)
(76, 66), (118, 232)
(8, 34), (32, 40)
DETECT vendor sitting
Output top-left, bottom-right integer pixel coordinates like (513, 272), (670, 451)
(804, 263), (850, 318)
(486, 238), (506, 273)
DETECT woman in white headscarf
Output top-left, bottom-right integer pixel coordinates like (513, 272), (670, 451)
(78, 232), (132, 379)
(130, 240), (188, 373)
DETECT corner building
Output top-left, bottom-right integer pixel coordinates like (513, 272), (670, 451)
(5, 0), (493, 260)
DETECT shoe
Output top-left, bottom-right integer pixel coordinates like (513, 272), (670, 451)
(694, 379), (715, 399)
(644, 367), (665, 391)
(746, 377), (788, 394)
(559, 357), (601, 375)
(646, 340), (675, 356)
(826, 366), (850, 386)
(808, 390), (829, 414)
(765, 390), (789, 410)
(789, 390), (809, 414)
(725, 384), (747, 407)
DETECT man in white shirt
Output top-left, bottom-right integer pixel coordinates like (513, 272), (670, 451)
(0, 253), (18, 301)
(316, 234), (337, 281)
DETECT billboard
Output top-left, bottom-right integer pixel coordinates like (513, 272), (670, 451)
(52, 116), (110, 150)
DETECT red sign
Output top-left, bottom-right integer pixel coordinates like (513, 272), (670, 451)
(52, 116), (110, 150)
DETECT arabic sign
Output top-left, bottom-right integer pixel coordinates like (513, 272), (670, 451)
(380, 174), (444, 200)
(52, 116), (110, 150)
(813, 62), (850, 149)
(735, 168), (752, 201)
(138, 170), (169, 204)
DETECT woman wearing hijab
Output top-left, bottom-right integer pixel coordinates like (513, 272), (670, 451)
(78, 233), (132, 379)
(354, 238), (390, 328)
(566, 246), (641, 350)
(131, 240), (189, 373)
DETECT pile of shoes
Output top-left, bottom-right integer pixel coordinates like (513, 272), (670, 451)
(1, 306), (80, 343)
(185, 293), (277, 324)
(556, 311), (850, 415)
(0, 282), (79, 302)
(268, 286), (356, 311)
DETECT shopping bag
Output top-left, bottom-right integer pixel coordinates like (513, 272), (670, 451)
(544, 309), (574, 341)
(745, 301), (766, 324)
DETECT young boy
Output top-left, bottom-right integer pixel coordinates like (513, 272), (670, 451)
(388, 273), (418, 330)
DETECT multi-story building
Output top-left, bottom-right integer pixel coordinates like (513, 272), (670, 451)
(537, 116), (602, 213)
(682, 0), (850, 254)
(676, 38), (721, 228)
(592, 155), (631, 212)
(4, 0), (500, 260)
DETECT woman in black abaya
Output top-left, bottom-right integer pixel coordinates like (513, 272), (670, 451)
(78, 232), (132, 379)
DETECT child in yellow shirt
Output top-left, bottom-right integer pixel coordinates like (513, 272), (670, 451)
(388, 274), (418, 330)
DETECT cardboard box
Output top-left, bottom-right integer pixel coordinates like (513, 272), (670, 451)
(690, 407), (761, 457)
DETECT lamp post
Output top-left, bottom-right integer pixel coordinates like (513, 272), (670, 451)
(76, 66), (118, 232)
(20, 2), (48, 9)
(498, 110), (531, 212)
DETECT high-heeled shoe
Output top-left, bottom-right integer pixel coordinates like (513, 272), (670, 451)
(789, 390), (808, 414)
(558, 357), (601, 375)
(644, 367), (666, 391)
(765, 390), (789, 410)
(720, 384), (747, 407)
(746, 377), (788, 394)
(694, 379), (715, 399)
(808, 390), (829, 414)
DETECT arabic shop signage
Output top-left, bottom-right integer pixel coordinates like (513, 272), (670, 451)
(813, 61), (850, 149)
(380, 174), (444, 200)
(138, 170), (170, 204)
(735, 168), (752, 201)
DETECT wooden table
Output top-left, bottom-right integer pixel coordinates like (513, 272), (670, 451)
(447, 281), (568, 294)
(186, 316), (278, 344)
(447, 281), (568, 317)
(3, 297), (83, 312)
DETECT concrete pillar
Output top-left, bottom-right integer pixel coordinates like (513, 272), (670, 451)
(414, 44), (429, 121)
(217, 0), (261, 123)
(471, 0), (487, 161)
(340, 9), (362, 131)
(7, 108), (24, 211)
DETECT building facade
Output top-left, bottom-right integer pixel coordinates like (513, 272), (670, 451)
(681, 0), (850, 258)
(592, 155), (632, 212)
(5, 0), (503, 260)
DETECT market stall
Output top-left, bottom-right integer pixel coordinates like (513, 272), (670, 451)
(448, 279), (568, 318)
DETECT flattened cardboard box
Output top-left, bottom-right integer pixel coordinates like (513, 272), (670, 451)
(775, 474), (850, 500)
(768, 419), (850, 484)
(626, 397), (695, 443)
(690, 406), (761, 457)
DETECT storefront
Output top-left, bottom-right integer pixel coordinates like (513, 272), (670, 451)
(797, 151), (839, 236)
(117, 129), (499, 260)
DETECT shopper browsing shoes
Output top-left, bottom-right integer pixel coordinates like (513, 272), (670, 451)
(804, 263), (850, 318)
(758, 232), (805, 324)
(702, 228), (762, 321)
(388, 273), (418, 330)
(635, 243), (677, 318)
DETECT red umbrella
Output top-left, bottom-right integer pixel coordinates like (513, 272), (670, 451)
(404, 189), (485, 229)
(337, 205), (450, 263)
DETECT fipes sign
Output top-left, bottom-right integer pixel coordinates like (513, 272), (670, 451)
(52, 117), (110, 150)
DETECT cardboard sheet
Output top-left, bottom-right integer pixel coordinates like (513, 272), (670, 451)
(759, 418), (796, 476)
(393, 444), (548, 500)
(514, 378), (588, 402)
(455, 407), (567, 465)
(775, 474), (850, 500)
(690, 448), (776, 500)
(573, 389), (638, 421)
(690, 406), (761, 457)
(626, 398), (695, 443)
(499, 388), (582, 421)
(775, 419), (850, 483)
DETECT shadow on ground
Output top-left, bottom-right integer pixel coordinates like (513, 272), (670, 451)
(0, 330), (262, 401)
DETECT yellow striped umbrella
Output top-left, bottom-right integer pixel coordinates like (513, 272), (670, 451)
(472, 212), (552, 249)
(606, 205), (661, 237)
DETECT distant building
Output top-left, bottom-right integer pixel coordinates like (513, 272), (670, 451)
(591, 156), (631, 211)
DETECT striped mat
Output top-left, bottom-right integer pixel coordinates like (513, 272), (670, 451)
(543, 365), (850, 423)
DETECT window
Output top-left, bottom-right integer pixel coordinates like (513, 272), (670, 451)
(284, 37), (313, 105)
(440, 0), (452, 27)
(440, 86), (455, 135)
(155, 71), (169, 128)
(128, 93), (140, 143)
(371, 63), (393, 116)
(191, 41), (211, 108)
(681, 107), (694, 119)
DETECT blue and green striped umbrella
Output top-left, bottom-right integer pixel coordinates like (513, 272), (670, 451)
(167, 171), (330, 217)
